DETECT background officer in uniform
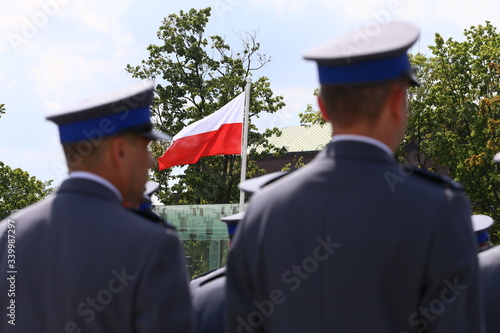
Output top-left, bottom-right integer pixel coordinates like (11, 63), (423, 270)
(479, 155), (500, 332)
(125, 180), (173, 227)
(190, 212), (243, 333)
(226, 22), (483, 332)
(190, 171), (289, 333)
(471, 214), (494, 252)
(0, 81), (193, 333)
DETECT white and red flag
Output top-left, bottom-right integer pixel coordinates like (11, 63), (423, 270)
(158, 92), (246, 170)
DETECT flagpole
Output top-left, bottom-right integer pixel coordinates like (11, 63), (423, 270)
(239, 77), (252, 212)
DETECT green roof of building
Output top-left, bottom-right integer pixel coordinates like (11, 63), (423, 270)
(253, 123), (332, 153)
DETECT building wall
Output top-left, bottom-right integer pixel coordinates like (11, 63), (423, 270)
(256, 151), (319, 173)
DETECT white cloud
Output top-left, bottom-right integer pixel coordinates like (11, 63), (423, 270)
(434, 0), (500, 27)
(253, 86), (315, 130)
(30, 42), (136, 113)
(248, 0), (308, 19)
(329, 0), (394, 22)
(0, 70), (15, 89)
(70, 0), (134, 45)
(396, 0), (426, 22)
(16, 0), (137, 112)
(0, 0), (72, 52)
(30, 46), (85, 110)
(0, 0), (134, 54)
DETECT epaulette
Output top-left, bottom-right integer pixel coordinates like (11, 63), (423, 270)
(191, 267), (226, 286)
(239, 168), (299, 194)
(192, 268), (219, 280)
(128, 208), (177, 231)
(407, 167), (464, 191)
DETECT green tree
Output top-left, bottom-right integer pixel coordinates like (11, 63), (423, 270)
(0, 162), (53, 219)
(281, 155), (306, 171)
(404, 22), (500, 243)
(298, 88), (327, 126)
(0, 105), (53, 218)
(126, 7), (285, 205)
(183, 240), (210, 279)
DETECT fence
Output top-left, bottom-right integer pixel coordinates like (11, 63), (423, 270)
(153, 203), (247, 279)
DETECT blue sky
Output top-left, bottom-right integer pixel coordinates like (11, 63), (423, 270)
(1, 0), (499, 186)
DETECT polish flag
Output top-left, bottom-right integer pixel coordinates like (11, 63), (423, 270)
(158, 92), (246, 170)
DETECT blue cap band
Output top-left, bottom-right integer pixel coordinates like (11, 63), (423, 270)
(317, 53), (410, 85)
(477, 230), (489, 244)
(227, 224), (237, 235)
(139, 202), (152, 211)
(58, 106), (151, 143)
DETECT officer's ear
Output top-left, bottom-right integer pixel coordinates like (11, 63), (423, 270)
(387, 81), (408, 122)
(317, 93), (330, 121)
(108, 135), (128, 169)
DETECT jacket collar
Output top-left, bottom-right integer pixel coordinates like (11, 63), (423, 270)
(320, 139), (397, 165)
(57, 177), (122, 204)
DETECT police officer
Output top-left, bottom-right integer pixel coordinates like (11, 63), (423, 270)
(0, 81), (193, 333)
(190, 212), (243, 333)
(479, 155), (500, 332)
(125, 180), (175, 227)
(190, 171), (289, 333)
(472, 214), (494, 252)
(226, 22), (483, 332)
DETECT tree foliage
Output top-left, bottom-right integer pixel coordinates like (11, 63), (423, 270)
(0, 161), (53, 219)
(0, 105), (53, 218)
(281, 155), (306, 171)
(298, 88), (327, 126)
(403, 22), (500, 243)
(183, 240), (210, 279)
(126, 7), (285, 205)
